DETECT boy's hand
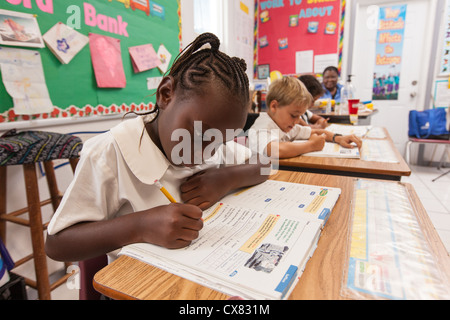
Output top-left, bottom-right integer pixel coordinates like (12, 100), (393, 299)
(335, 134), (362, 149)
(138, 203), (203, 249)
(180, 168), (233, 210)
(308, 133), (326, 151)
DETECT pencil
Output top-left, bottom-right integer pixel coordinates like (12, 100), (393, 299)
(154, 179), (177, 203)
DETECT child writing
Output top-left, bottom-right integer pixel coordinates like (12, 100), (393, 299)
(45, 33), (269, 262)
(298, 75), (329, 129)
(248, 76), (361, 159)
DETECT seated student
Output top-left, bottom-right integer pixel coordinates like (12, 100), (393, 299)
(320, 66), (343, 102)
(298, 74), (328, 129)
(45, 33), (269, 263)
(248, 76), (361, 159)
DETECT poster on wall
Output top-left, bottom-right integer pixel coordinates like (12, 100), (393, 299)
(0, 0), (180, 123)
(372, 4), (406, 101)
(438, 0), (450, 76)
(256, 0), (342, 76)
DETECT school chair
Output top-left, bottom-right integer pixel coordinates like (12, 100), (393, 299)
(0, 129), (82, 300)
(79, 255), (107, 300)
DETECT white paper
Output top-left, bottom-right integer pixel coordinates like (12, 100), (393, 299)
(120, 180), (341, 300)
(314, 53), (338, 74)
(43, 22), (89, 64)
(294, 141), (360, 159)
(360, 139), (399, 163)
(0, 47), (53, 115)
(157, 44), (172, 74)
(147, 76), (163, 90)
(295, 50), (313, 74)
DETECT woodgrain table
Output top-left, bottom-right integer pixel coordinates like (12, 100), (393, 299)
(93, 171), (449, 300)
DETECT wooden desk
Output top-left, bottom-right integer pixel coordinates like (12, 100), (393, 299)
(279, 128), (411, 181)
(312, 109), (378, 125)
(93, 171), (449, 300)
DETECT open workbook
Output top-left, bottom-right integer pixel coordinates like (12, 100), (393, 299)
(119, 180), (341, 300)
(294, 141), (360, 159)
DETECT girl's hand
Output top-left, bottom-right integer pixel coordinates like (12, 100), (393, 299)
(137, 203), (203, 249)
(180, 168), (233, 210)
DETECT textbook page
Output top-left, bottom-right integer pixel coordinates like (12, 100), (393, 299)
(326, 124), (386, 139)
(294, 141), (360, 159)
(120, 180), (341, 300)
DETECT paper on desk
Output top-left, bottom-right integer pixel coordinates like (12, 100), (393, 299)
(120, 180), (341, 300)
(343, 179), (450, 300)
(0, 47), (53, 115)
(360, 139), (398, 163)
(89, 33), (126, 88)
(295, 141), (360, 159)
(326, 124), (386, 139)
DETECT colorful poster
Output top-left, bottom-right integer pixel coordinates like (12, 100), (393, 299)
(439, 0), (450, 76)
(0, 9), (45, 48)
(89, 33), (126, 88)
(256, 0), (342, 75)
(372, 5), (406, 100)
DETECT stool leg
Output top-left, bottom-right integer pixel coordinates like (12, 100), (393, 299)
(43, 161), (61, 212)
(23, 163), (51, 300)
(69, 158), (79, 174)
(0, 166), (6, 243)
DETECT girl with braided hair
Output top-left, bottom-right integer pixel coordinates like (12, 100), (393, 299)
(46, 33), (268, 261)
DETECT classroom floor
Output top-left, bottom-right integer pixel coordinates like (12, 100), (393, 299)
(25, 164), (450, 300)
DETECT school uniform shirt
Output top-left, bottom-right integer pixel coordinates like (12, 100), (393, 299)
(321, 83), (343, 102)
(300, 110), (314, 124)
(47, 116), (251, 259)
(247, 112), (311, 156)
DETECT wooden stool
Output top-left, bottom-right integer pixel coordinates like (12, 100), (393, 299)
(0, 129), (82, 300)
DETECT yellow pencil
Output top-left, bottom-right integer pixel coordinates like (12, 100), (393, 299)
(154, 179), (177, 203)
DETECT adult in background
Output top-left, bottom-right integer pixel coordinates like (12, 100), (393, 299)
(320, 66), (343, 103)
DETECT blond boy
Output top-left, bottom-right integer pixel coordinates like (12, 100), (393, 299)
(248, 77), (361, 159)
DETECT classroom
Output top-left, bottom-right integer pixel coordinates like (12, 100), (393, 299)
(0, 0), (449, 303)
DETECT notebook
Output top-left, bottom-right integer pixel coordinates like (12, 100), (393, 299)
(119, 179), (341, 300)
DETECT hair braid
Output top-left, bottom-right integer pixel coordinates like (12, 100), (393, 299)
(169, 33), (249, 107)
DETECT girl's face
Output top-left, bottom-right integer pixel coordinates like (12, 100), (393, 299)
(323, 70), (339, 91)
(154, 77), (247, 166)
(268, 100), (306, 133)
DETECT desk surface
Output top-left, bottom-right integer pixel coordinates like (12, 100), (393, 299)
(279, 127), (411, 180)
(312, 109), (378, 124)
(93, 171), (449, 300)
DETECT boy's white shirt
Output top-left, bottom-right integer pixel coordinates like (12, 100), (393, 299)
(47, 116), (252, 258)
(247, 112), (312, 156)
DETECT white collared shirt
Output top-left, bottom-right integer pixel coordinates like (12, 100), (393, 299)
(47, 116), (251, 237)
(247, 112), (311, 156)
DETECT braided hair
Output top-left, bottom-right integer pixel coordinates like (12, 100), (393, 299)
(170, 32), (249, 104)
(132, 33), (250, 121)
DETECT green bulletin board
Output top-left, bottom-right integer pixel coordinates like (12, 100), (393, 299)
(0, 0), (180, 123)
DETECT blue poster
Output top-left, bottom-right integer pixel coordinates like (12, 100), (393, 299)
(372, 5), (406, 100)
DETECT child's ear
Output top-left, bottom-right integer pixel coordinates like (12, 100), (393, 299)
(269, 100), (279, 113)
(156, 76), (175, 110)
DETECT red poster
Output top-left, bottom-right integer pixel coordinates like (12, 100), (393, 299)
(256, 0), (342, 75)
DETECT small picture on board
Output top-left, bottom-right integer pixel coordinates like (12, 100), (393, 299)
(257, 64), (270, 80)
(0, 10), (44, 48)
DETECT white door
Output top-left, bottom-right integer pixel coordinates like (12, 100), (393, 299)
(350, 0), (437, 155)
